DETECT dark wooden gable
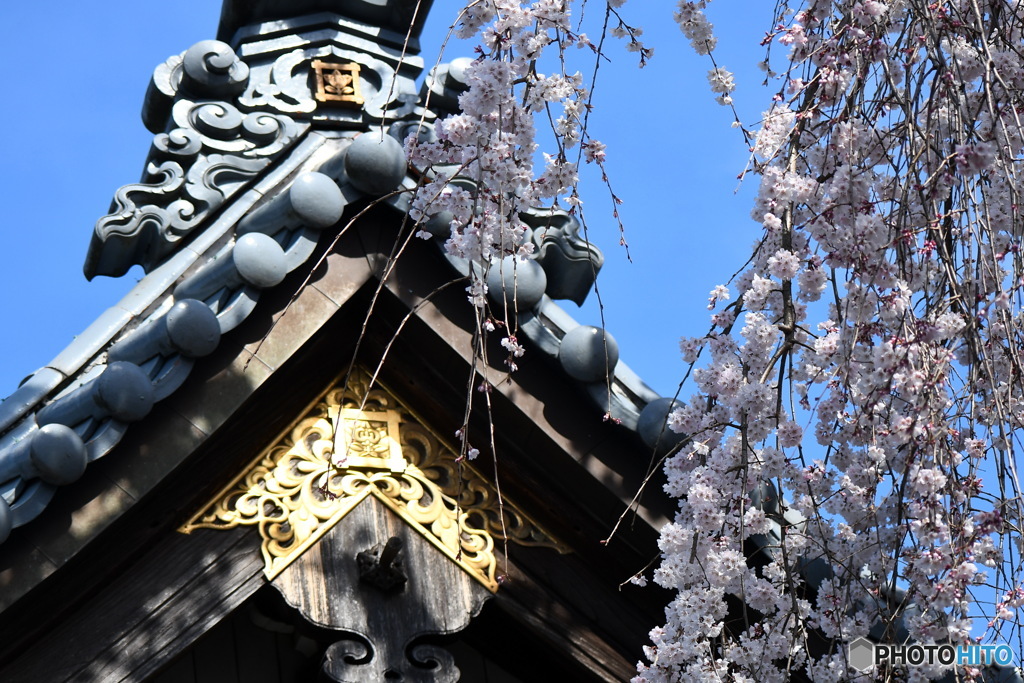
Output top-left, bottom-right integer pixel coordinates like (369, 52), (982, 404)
(0, 215), (669, 682)
(0, 2), (675, 679)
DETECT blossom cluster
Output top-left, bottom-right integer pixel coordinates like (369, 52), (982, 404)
(404, 2), (634, 539)
(410, 1), (1024, 680)
(635, 0), (1024, 680)
(407, 1), (603, 312)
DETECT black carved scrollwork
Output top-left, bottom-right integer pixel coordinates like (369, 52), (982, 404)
(88, 35), (304, 280)
(87, 97), (299, 279)
(168, 100), (294, 155)
(142, 40), (249, 135)
(525, 207), (605, 306)
(84, 163), (185, 278)
(240, 47), (419, 123)
(152, 128), (203, 161)
(408, 644), (459, 682)
(244, 112), (290, 145)
(189, 101), (244, 140)
(321, 636), (459, 683)
(180, 40), (249, 98)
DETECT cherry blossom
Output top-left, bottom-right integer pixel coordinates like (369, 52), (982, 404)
(414, 1), (1024, 680)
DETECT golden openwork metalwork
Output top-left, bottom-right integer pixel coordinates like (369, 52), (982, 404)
(180, 370), (565, 590)
(312, 60), (365, 106)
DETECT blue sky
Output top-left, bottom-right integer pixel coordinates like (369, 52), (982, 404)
(0, 1), (769, 400)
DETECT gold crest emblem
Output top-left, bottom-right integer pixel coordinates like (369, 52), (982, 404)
(312, 60), (365, 106)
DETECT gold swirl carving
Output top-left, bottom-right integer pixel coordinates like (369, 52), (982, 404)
(180, 371), (567, 590)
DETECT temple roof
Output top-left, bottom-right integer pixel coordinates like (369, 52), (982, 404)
(0, 0), (685, 613)
(216, 0), (435, 46)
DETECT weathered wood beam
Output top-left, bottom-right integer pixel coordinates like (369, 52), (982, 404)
(0, 528), (264, 682)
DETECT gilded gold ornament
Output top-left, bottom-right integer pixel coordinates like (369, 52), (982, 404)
(180, 370), (566, 590)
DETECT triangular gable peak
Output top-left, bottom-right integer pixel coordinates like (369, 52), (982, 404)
(0, 2), (680, 680)
(0, 0), (682, 566)
(181, 367), (566, 588)
(172, 367), (570, 679)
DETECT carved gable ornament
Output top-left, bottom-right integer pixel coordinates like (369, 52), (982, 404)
(181, 369), (564, 592)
